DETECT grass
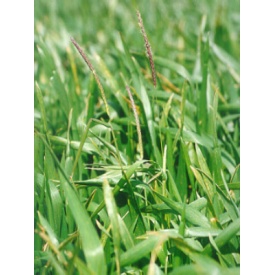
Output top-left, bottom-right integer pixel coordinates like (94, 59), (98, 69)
(34, 0), (240, 274)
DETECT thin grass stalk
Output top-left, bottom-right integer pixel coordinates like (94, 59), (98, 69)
(71, 118), (93, 179)
(136, 10), (157, 87)
(35, 228), (66, 265)
(126, 86), (143, 160)
(66, 46), (81, 96)
(70, 37), (110, 117)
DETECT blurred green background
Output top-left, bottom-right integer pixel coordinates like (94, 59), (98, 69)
(35, 0), (239, 84)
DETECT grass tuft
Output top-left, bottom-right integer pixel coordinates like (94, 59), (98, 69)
(35, 1), (240, 274)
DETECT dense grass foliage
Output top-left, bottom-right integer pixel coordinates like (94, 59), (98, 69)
(34, 0), (240, 274)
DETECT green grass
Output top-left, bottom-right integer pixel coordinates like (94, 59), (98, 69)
(34, 0), (240, 274)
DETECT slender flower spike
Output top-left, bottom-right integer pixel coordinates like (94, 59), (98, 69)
(70, 37), (110, 117)
(126, 86), (144, 160)
(136, 10), (157, 87)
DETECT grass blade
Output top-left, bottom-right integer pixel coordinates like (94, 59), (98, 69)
(204, 218), (240, 255)
(153, 191), (211, 228)
(120, 234), (166, 267)
(37, 133), (107, 274)
(103, 179), (121, 273)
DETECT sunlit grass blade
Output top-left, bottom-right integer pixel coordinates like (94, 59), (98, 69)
(45, 180), (63, 236)
(203, 218), (240, 255)
(126, 85), (143, 160)
(198, 34), (210, 133)
(35, 82), (48, 135)
(120, 234), (167, 267)
(103, 179), (121, 273)
(153, 191), (211, 228)
(117, 214), (134, 250)
(139, 80), (162, 165)
(154, 56), (192, 83)
(170, 255), (240, 275)
(211, 41), (240, 75)
(190, 166), (214, 204)
(37, 212), (59, 247)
